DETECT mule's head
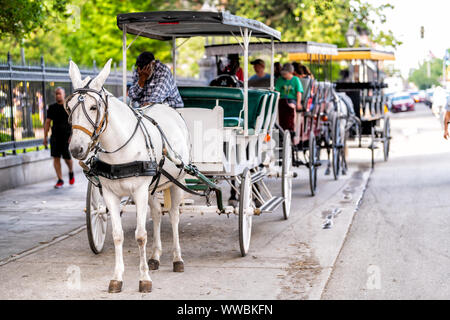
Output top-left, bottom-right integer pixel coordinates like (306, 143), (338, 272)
(66, 59), (112, 160)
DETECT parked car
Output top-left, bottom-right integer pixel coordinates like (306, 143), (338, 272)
(391, 93), (415, 113)
(409, 91), (421, 103)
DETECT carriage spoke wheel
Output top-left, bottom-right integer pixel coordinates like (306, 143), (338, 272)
(239, 168), (253, 257)
(86, 182), (108, 254)
(383, 116), (391, 161)
(309, 131), (318, 196)
(332, 117), (341, 180)
(282, 130), (293, 219)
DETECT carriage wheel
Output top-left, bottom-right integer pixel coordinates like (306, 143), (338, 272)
(239, 168), (253, 257)
(86, 182), (108, 254)
(282, 130), (293, 220)
(308, 132), (318, 196)
(383, 116), (391, 161)
(332, 117), (341, 180)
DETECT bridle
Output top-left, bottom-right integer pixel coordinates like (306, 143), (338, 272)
(64, 80), (109, 153)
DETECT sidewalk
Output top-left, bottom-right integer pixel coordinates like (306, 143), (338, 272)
(0, 173), (88, 262)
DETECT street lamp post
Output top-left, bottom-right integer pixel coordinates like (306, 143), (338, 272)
(345, 22), (357, 48)
(345, 22), (357, 82)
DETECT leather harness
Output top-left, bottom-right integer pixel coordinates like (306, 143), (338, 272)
(64, 82), (209, 198)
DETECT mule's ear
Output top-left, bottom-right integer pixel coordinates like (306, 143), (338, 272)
(69, 60), (82, 89)
(91, 59), (112, 91)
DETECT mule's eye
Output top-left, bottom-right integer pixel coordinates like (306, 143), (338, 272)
(90, 105), (97, 111)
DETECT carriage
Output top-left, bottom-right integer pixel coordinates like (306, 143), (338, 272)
(332, 48), (395, 167)
(84, 11), (294, 258)
(205, 41), (341, 197)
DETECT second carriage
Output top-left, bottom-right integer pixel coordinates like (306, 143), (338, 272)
(206, 41), (345, 197)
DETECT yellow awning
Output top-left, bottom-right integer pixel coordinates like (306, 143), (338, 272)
(288, 53), (334, 61)
(333, 48), (395, 61)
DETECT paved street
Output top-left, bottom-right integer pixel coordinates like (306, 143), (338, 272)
(0, 174), (87, 262)
(322, 103), (450, 299)
(0, 103), (448, 299)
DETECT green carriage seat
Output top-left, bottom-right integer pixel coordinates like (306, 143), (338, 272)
(248, 89), (270, 132)
(266, 91), (280, 132)
(179, 86), (244, 127)
(178, 86), (270, 130)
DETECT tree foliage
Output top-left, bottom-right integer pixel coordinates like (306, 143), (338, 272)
(221, 0), (401, 48)
(0, 0), (400, 76)
(409, 58), (444, 90)
(0, 0), (70, 41)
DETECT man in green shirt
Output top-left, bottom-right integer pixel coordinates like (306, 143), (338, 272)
(275, 63), (304, 133)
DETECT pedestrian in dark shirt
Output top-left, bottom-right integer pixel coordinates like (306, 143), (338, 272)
(43, 87), (74, 188)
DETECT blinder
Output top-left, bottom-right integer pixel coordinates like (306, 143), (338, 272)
(64, 81), (109, 151)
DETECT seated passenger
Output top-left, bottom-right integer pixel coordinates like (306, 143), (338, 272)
(274, 62), (282, 80)
(249, 59), (270, 81)
(222, 54), (244, 82)
(296, 64), (314, 111)
(296, 64), (314, 79)
(128, 51), (184, 108)
(275, 63), (304, 134)
(249, 59), (271, 87)
(293, 62), (302, 78)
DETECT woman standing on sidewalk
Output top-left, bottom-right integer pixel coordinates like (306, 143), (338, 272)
(43, 87), (75, 188)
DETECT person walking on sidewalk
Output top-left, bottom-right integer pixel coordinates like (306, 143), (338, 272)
(43, 87), (74, 188)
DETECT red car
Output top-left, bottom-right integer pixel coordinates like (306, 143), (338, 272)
(391, 94), (415, 113)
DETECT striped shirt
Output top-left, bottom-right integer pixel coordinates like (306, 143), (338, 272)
(128, 60), (184, 108)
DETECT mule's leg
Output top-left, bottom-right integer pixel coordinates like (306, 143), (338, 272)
(133, 185), (152, 293)
(168, 186), (184, 272)
(148, 193), (162, 270)
(102, 190), (124, 293)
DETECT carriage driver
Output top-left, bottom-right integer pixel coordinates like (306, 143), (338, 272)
(128, 51), (184, 108)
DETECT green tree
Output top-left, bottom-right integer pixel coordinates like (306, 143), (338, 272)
(409, 58), (443, 90)
(0, 0), (400, 77)
(221, 0), (401, 48)
(0, 0), (70, 41)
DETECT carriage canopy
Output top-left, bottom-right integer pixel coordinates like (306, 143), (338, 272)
(333, 48), (395, 61)
(205, 41), (337, 56)
(117, 11), (281, 40)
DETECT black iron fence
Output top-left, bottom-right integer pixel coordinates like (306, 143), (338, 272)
(0, 53), (130, 155)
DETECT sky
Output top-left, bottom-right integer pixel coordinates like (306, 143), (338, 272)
(369, 0), (449, 78)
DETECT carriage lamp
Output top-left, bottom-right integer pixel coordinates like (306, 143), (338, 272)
(345, 22), (357, 47)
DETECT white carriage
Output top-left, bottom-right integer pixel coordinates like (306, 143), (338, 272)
(85, 11), (294, 257)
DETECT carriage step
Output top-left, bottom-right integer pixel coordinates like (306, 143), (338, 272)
(251, 171), (265, 184)
(259, 196), (284, 213)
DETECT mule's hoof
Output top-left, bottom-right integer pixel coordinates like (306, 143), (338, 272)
(139, 280), (152, 293)
(108, 280), (123, 293)
(173, 261), (184, 272)
(148, 259), (160, 270)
